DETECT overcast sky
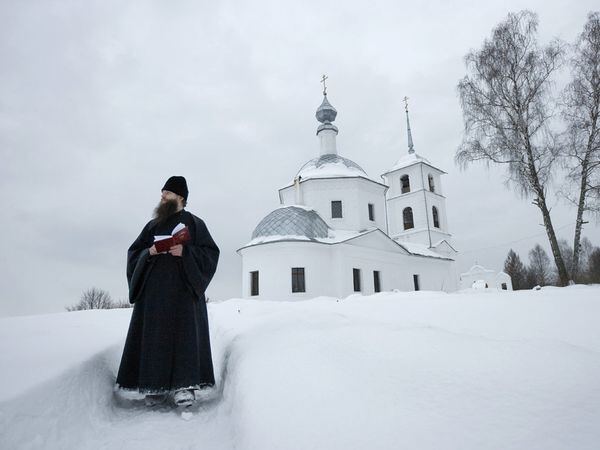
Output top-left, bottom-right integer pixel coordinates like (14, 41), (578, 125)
(1, 0), (599, 317)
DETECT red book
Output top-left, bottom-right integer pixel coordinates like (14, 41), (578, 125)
(154, 226), (191, 253)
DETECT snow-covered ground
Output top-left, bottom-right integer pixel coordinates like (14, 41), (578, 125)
(1, 286), (599, 450)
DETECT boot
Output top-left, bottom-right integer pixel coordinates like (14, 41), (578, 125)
(173, 389), (195, 407)
(144, 393), (167, 407)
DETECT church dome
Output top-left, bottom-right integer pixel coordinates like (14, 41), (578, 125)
(252, 206), (330, 240)
(316, 94), (337, 124)
(296, 154), (367, 180)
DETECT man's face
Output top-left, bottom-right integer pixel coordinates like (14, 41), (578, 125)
(153, 190), (183, 223)
(160, 190), (183, 206)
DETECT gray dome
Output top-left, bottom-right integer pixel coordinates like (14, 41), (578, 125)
(252, 206), (330, 240)
(316, 95), (337, 123)
(296, 154), (367, 178)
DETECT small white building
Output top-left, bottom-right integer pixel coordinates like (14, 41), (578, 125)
(459, 265), (513, 291)
(238, 90), (459, 300)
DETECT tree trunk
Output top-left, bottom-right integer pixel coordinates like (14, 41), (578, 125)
(572, 155), (589, 282)
(572, 102), (598, 282)
(535, 192), (570, 285)
(524, 133), (570, 286)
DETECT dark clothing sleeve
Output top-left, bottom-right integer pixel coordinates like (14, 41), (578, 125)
(127, 221), (156, 304)
(182, 217), (220, 301)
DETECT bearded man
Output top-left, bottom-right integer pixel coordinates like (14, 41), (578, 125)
(115, 176), (220, 408)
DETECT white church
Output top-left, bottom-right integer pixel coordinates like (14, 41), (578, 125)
(237, 88), (459, 300)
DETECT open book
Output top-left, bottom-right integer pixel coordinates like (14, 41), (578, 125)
(154, 223), (191, 253)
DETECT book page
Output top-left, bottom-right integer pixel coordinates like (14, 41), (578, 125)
(154, 235), (171, 242)
(172, 222), (185, 235)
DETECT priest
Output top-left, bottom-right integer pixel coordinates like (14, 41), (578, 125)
(116, 176), (220, 407)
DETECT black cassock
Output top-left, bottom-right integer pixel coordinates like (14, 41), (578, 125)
(116, 209), (220, 394)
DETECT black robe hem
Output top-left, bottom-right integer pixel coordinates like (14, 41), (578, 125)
(114, 382), (215, 396)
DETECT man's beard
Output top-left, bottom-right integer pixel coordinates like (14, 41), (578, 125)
(153, 199), (179, 223)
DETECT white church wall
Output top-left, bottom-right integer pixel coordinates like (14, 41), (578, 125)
(303, 179), (359, 231)
(384, 163), (452, 248)
(280, 178), (387, 233)
(496, 272), (513, 291)
(384, 164), (423, 198)
(427, 194), (453, 244)
(459, 266), (511, 290)
(240, 242), (337, 300)
(356, 180), (387, 231)
(387, 193), (430, 242)
(240, 238), (458, 300)
(431, 171), (444, 195)
(279, 185), (295, 205)
(337, 240), (458, 295)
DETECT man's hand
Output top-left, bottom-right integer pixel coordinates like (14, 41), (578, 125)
(169, 244), (183, 257)
(149, 245), (158, 256)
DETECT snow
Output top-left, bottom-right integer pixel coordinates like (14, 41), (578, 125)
(462, 264), (496, 275)
(384, 152), (441, 174)
(243, 228), (452, 261)
(243, 227), (371, 247)
(398, 241), (451, 259)
(1, 286), (600, 450)
(297, 161), (366, 180)
(280, 162), (380, 188)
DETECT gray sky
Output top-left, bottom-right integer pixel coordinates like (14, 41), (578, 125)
(1, 0), (599, 316)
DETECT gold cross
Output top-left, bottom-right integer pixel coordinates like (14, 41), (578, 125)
(321, 74), (328, 95)
(403, 96), (409, 112)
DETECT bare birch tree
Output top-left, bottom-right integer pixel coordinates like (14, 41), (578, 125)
(456, 11), (570, 285)
(561, 12), (600, 281)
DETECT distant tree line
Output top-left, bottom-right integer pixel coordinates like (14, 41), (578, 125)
(66, 287), (132, 311)
(457, 11), (600, 286)
(504, 238), (600, 289)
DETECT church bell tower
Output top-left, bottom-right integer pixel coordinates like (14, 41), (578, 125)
(382, 98), (453, 252)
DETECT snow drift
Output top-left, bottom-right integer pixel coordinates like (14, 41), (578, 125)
(1, 286), (599, 450)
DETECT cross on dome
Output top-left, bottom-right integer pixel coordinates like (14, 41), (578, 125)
(321, 74), (328, 96)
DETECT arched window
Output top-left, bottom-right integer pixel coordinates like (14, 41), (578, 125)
(432, 206), (440, 228)
(400, 175), (410, 194)
(428, 174), (435, 192)
(403, 207), (414, 230)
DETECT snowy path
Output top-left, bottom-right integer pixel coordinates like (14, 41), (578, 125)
(0, 344), (235, 450)
(2, 287), (600, 450)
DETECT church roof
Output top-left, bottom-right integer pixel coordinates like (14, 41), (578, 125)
(383, 152), (447, 175)
(461, 265), (496, 276)
(251, 205), (330, 240)
(295, 154), (368, 181)
(241, 217), (454, 261)
(397, 242), (452, 259)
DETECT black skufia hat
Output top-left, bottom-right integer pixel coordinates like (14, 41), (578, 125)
(162, 176), (188, 201)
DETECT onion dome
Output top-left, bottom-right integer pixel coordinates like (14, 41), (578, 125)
(316, 95), (337, 124)
(251, 206), (330, 240)
(316, 95), (338, 135)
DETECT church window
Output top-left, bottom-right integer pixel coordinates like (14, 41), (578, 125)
(368, 203), (375, 221)
(428, 174), (435, 192)
(291, 267), (305, 293)
(432, 206), (440, 228)
(331, 200), (343, 218)
(403, 207), (414, 230)
(353, 268), (361, 292)
(400, 175), (410, 193)
(413, 274), (420, 291)
(250, 271), (259, 296)
(373, 271), (381, 293)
